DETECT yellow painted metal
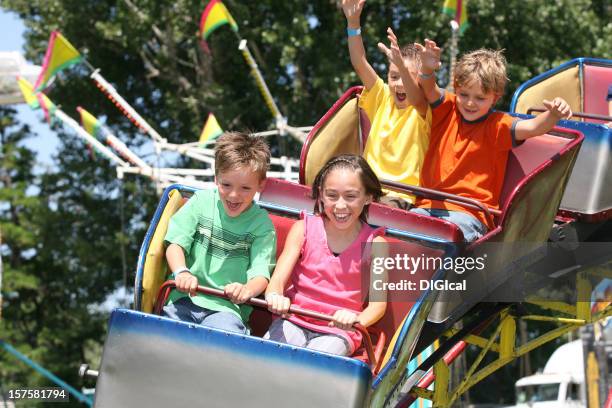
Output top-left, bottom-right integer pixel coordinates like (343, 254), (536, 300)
(526, 299), (576, 315)
(432, 359), (450, 407)
(576, 272), (592, 321)
(443, 328), (500, 352)
(411, 387), (433, 401)
(587, 352), (600, 408)
(499, 315), (516, 360)
(414, 271), (612, 406)
(439, 318), (582, 406)
(585, 266), (612, 279)
(515, 324), (578, 356)
(451, 314), (506, 402)
(521, 315), (586, 325)
(462, 356), (514, 394)
(141, 189), (184, 313)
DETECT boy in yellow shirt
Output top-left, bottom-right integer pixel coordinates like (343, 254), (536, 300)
(342, 0), (431, 209)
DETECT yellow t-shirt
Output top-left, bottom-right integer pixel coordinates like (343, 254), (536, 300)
(358, 77), (431, 203)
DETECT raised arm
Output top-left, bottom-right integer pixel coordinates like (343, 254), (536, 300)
(342, 0), (378, 90)
(265, 220), (305, 315)
(416, 39), (443, 104)
(380, 28), (428, 116)
(515, 97), (572, 141)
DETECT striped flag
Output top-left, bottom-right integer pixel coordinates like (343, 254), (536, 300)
(77, 106), (103, 140)
(198, 113), (223, 146)
(16, 76), (56, 122)
(443, 0), (469, 34)
(199, 0), (238, 52)
(36, 92), (57, 124)
(34, 31), (82, 91)
(16, 77), (40, 109)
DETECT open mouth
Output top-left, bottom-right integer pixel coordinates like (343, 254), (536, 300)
(226, 201), (242, 211)
(333, 212), (351, 223)
(395, 92), (407, 102)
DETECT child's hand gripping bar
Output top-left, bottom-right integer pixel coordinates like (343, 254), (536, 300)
(153, 281), (384, 373)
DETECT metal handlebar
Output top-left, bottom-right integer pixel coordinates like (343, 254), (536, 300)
(153, 281), (380, 372)
(381, 179), (499, 227)
(526, 108), (612, 122)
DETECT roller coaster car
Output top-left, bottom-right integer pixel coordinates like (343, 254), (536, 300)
(93, 84), (584, 407)
(510, 57), (612, 227)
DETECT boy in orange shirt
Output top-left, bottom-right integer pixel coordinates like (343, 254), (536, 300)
(396, 40), (572, 241)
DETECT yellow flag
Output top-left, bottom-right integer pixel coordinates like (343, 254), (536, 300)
(17, 77), (39, 108)
(198, 113), (223, 145)
(34, 31), (82, 91)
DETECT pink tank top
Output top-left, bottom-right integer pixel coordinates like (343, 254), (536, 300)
(286, 213), (384, 353)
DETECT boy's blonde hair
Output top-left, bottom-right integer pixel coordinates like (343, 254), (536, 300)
(214, 132), (270, 180)
(453, 48), (508, 95)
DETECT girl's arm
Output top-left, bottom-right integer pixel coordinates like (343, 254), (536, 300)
(331, 236), (388, 329)
(266, 220), (305, 314)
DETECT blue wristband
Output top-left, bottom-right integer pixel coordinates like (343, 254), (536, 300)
(172, 267), (190, 279)
(347, 27), (361, 37)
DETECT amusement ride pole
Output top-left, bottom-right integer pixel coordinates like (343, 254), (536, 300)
(447, 20), (459, 92)
(89, 69), (167, 146)
(53, 109), (130, 169)
(237, 39), (285, 129)
(0, 230), (2, 320)
(0, 340), (93, 406)
(98, 125), (152, 170)
(231, 31), (306, 143)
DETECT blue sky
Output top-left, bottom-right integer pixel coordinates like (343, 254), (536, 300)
(1, 8), (59, 167)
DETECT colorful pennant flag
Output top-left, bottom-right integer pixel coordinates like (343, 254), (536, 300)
(199, 0), (239, 52)
(198, 113), (223, 146)
(77, 107), (103, 140)
(443, 0), (469, 34)
(36, 92), (57, 124)
(34, 31), (82, 91)
(16, 77), (40, 109)
(16, 77), (56, 122)
(76, 107), (103, 160)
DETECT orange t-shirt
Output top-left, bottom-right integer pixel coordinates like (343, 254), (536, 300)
(416, 92), (517, 230)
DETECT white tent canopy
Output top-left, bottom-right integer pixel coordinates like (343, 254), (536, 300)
(0, 51), (41, 105)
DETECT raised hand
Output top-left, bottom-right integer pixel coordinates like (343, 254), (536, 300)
(543, 97), (572, 120)
(342, 0), (366, 25)
(415, 39), (442, 74)
(377, 27), (405, 70)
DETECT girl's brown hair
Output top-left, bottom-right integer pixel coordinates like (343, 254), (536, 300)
(311, 154), (383, 223)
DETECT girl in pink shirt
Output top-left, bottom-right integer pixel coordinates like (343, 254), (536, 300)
(264, 155), (388, 356)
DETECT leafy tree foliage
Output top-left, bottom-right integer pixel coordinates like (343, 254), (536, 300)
(0, 0), (609, 404)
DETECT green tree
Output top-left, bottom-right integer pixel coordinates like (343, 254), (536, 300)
(0, 0), (609, 405)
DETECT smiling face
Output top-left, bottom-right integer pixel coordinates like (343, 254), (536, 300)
(387, 58), (419, 109)
(215, 167), (265, 217)
(455, 80), (500, 122)
(319, 168), (372, 232)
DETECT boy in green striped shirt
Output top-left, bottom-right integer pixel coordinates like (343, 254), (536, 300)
(163, 132), (277, 333)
